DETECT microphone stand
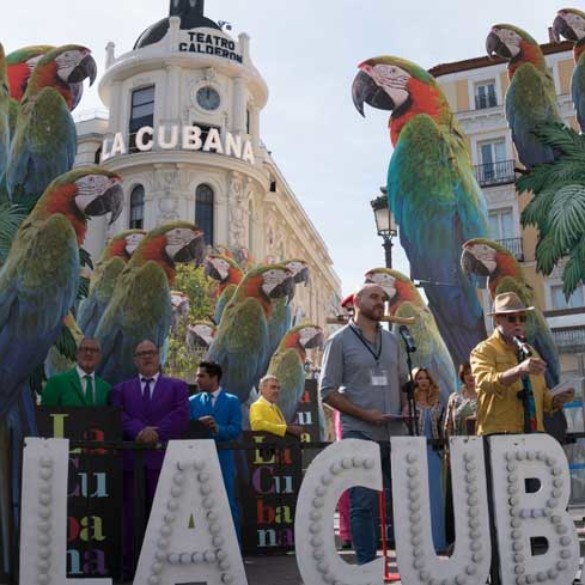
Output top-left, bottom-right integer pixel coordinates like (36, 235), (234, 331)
(403, 346), (419, 437)
(516, 345), (534, 434)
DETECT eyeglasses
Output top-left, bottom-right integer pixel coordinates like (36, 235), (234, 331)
(78, 347), (100, 354)
(505, 315), (527, 324)
(135, 350), (158, 358)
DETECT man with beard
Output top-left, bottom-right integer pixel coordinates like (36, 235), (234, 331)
(319, 283), (408, 564)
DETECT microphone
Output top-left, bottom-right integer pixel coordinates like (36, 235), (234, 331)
(399, 325), (416, 353)
(513, 335), (532, 358)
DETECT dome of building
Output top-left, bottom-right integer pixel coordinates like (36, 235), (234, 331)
(134, 0), (220, 49)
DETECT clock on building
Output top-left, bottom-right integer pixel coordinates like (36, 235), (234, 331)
(196, 86), (221, 111)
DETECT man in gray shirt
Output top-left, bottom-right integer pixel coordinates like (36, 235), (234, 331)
(320, 283), (408, 564)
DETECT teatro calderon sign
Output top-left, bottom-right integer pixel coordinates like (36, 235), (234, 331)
(100, 125), (255, 164)
(177, 27), (243, 63)
(19, 435), (580, 585)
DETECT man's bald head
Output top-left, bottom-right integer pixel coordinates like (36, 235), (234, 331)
(353, 283), (388, 323)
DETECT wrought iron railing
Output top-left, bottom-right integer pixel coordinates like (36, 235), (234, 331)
(552, 326), (585, 353)
(495, 237), (524, 262)
(474, 159), (516, 187)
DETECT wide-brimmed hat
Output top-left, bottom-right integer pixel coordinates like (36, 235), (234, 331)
(487, 292), (534, 316)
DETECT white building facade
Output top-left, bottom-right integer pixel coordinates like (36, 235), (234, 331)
(75, 2), (341, 333)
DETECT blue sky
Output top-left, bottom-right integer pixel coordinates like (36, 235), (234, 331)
(2, 0), (573, 294)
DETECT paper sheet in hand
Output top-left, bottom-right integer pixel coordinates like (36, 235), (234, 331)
(550, 378), (582, 396)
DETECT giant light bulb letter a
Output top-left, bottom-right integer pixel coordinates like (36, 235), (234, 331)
(489, 434), (579, 585)
(294, 438), (383, 585)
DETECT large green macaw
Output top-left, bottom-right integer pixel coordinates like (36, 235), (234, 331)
(7, 45), (97, 211)
(352, 56), (489, 366)
(461, 238), (560, 387)
(0, 167), (122, 562)
(486, 24), (561, 168)
(204, 253), (244, 324)
(6, 45), (54, 103)
(77, 229), (146, 337)
(205, 264), (294, 402)
(553, 9), (585, 132)
(95, 222), (205, 384)
(365, 267), (457, 402)
(267, 323), (323, 423)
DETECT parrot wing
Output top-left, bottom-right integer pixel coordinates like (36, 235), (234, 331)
(269, 347), (305, 423)
(77, 256), (126, 337)
(267, 297), (292, 359)
(572, 59), (585, 133)
(96, 261), (172, 385)
(7, 88), (76, 210)
(388, 113), (487, 366)
(395, 302), (457, 402)
(0, 214), (78, 419)
(213, 284), (237, 325)
(206, 297), (269, 402)
(506, 64), (560, 168)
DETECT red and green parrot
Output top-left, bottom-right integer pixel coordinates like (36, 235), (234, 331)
(0, 166), (122, 551)
(95, 222), (205, 384)
(352, 56), (489, 367)
(553, 9), (585, 132)
(204, 252), (244, 324)
(77, 229), (146, 337)
(7, 44), (97, 211)
(267, 258), (310, 360)
(365, 267), (457, 401)
(486, 24), (561, 168)
(461, 238), (560, 387)
(267, 323), (323, 423)
(205, 264), (294, 402)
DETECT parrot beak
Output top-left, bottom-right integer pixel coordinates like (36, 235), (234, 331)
(69, 82), (84, 111)
(460, 247), (490, 277)
(203, 258), (217, 280)
(68, 53), (97, 85)
(268, 273), (295, 300)
(295, 266), (310, 286)
(174, 232), (206, 266)
(486, 31), (511, 60)
(552, 14), (577, 42)
(306, 330), (324, 350)
(80, 180), (123, 224)
(352, 69), (395, 117)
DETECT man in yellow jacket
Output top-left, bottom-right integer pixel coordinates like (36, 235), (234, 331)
(471, 292), (574, 435)
(249, 375), (303, 437)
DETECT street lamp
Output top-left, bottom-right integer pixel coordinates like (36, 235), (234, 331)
(370, 189), (397, 268)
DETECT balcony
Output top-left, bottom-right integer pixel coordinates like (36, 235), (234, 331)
(552, 326), (585, 354)
(496, 237), (524, 262)
(474, 160), (516, 187)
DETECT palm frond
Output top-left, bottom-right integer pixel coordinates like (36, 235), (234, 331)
(535, 231), (564, 275)
(521, 187), (556, 229)
(55, 322), (77, 361)
(549, 185), (585, 250)
(0, 202), (27, 265)
(77, 276), (90, 300)
(532, 122), (585, 158)
(79, 247), (94, 270)
(563, 247), (585, 298)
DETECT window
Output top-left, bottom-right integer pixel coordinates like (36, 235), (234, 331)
(488, 207), (514, 241)
(474, 81), (497, 109)
(94, 147), (102, 165)
(129, 85), (155, 153)
(129, 185), (145, 229)
(195, 184), (214, 246)
(479, 139), (507, 181)
(246, 108), (251, 134)
(551, 285), (584, 310)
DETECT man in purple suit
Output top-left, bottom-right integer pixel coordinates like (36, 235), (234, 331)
(110, 339), (189, 577)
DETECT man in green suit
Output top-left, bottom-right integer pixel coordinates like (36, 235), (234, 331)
(41, 338), (111, 406)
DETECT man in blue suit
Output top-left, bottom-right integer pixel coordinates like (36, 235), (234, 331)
(189, 360), (242, 542)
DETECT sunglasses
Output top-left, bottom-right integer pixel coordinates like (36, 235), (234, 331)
(505, 315), (527, 324)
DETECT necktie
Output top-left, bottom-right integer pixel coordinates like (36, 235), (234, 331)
(84, 375), (94, 405)
(142, 378), (154, 409)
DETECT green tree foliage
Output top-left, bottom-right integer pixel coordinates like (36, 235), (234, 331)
(165, 263), (214, 383)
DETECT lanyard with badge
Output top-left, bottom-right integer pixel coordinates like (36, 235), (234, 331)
(350, 323), (388, 386)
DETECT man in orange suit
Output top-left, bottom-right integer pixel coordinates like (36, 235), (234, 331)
(249, 375), (303, 437)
